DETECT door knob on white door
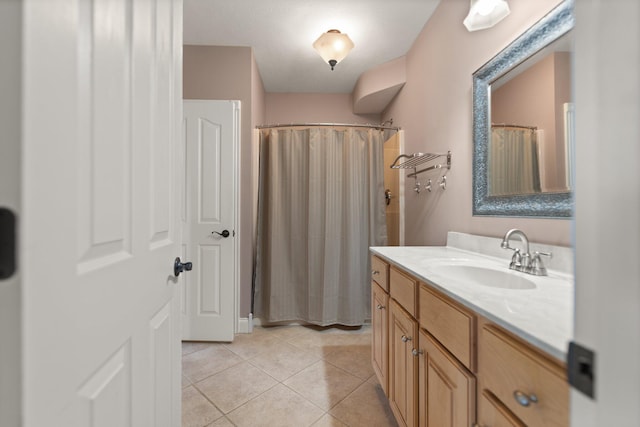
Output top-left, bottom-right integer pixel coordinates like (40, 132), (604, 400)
(174, 257), (193, 277)
(212, 230), (230, 238)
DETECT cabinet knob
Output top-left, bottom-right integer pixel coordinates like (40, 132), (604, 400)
(372, 270), (380, 275)
(411, 348), (423, 357)
(401, 335), (412, 343)
(513, 390), (538, 407)
(376, 304), (385, 310)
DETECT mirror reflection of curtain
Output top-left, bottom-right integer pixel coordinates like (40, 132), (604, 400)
(254, 126), (388, 326)
(489, 126), (542, 196)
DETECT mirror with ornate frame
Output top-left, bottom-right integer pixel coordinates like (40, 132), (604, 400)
(472, 0), (574, 217)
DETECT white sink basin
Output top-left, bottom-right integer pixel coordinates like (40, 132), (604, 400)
(428, 264), (536, 290)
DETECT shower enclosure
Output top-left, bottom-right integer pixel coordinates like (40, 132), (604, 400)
(253, 125), (394, 326)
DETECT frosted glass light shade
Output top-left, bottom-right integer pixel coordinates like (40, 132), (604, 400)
(463, 0), (510, 32)
(312, 29), (355, 70)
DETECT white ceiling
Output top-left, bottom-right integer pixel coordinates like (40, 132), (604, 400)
(183, 0), (441, 93)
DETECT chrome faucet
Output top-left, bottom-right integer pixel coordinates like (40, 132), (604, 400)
(501, 229), (551, 276)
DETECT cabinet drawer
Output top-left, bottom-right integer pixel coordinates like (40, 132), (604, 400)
(371, 255), (389, 292)
(479, 324), (569, 427)
(390, 267), (417, 317)
(419, 284), (475, 370)
(478, 390), (525, 427)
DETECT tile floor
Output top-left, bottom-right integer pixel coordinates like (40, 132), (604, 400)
(182, 324), (398, 427)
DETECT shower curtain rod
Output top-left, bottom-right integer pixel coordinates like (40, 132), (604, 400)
(491, 123), (538, 130)
(256, 122), (401, 131)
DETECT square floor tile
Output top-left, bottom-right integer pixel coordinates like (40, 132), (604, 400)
(195, 361), (278, 413)
(329, 381), (398, 427)
(249, 341), (320, 381)
(182, 375), (191, 389)
(207, 416), (235, 426)
(182, 341), (211, 356)
(284, 360), (363, 410)
(323, 344), (374, 380)
(257, 325), (309, 340)
(181, 386), (223, 427)
(226, 384), (324, 427)
(311, 413), (348, 427)
(223, 332), (282, 360)
(182, 345), (243, 383)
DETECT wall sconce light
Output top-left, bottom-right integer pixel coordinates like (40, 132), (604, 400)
(312, 29), (355, 71)
(463, 0), (510, 32)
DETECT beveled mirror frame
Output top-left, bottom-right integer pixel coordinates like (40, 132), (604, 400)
(472, 0), (574, 217)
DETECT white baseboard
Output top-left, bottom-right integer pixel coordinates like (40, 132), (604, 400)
(237, 317), (250, 334)
(237, 314), (261, 333)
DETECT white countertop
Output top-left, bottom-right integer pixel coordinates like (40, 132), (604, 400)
(370, 243), (574, 362)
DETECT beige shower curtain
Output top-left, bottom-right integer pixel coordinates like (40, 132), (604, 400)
(254, 126), (388, 326)
(489, 126), (542, 196)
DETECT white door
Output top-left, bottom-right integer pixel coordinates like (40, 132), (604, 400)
(182, 100), (239, 342)
(572, 0), (640, 425)
(21, 1), (183, 425)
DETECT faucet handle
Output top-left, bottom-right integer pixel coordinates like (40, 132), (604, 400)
(509, 248), (522, 268)
(530, 251), (552, 276)
(533, 251), (552, 258)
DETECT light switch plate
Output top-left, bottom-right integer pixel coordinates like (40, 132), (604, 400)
(567, 341), (595, 399)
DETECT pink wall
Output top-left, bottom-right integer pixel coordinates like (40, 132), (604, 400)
(251, 50), (266, 128)
(383, 0), (570, 246)
(264, 92), (379, 125)
(183, 45), (266, 316)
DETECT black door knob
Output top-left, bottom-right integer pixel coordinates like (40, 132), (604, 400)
(212, 229), (230, 238)
(174, 257), (193, 277)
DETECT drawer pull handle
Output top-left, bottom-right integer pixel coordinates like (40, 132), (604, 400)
(372, 270), (380, 275)
(401, 335), (412, 343)
(376, 304), (385, 310)
(411, 348), (423, 357)
(513, 390), (538, 407)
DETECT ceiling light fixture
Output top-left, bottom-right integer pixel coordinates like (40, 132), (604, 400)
(463, 0), (510, 32)
(312, 29), (355, 71)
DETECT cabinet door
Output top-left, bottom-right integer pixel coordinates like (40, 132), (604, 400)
(389, 300), (418, 427)
(477, 390), (526, 427)
(372, 282), (389, 395)
(418, 330), (476, 427)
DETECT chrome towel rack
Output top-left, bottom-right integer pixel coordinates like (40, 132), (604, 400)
(390, 151), (451, 194)
(390, 151), (451, 177)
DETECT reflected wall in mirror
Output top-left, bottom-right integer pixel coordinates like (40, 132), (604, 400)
(491, 32), (573, 196)
(472, 0), (574, 217)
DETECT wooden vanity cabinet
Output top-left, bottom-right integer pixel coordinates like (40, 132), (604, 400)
(371, 254), (568, 427)
(389, 299), (418, 427)
(371, 255), (390, 394)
